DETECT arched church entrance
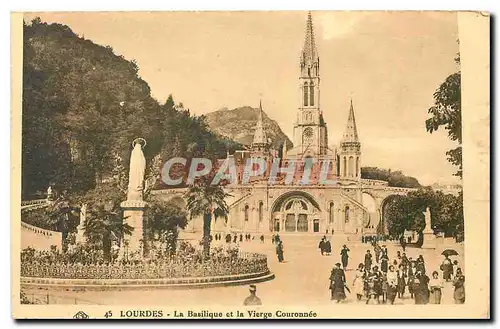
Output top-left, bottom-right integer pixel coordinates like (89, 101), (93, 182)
(270, 191), (321, 233)
(379, 194), (402, 235)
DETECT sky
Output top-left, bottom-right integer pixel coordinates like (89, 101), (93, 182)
(24, 11), (461, 185)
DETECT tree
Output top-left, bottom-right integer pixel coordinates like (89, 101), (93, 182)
(361, 167), (421, 188)
(185, 176), (230, 258)
(426, 54), (462, 178)
(83, 204), (133, 262)
(385, 187), (464, 242)
(147, 200), (188, 256)
(45, 194), (80, 252)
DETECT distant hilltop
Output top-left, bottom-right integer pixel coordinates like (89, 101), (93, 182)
(204, 106), (293, 150)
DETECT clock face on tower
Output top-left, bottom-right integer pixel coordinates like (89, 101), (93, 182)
(303, 127), (313, 144)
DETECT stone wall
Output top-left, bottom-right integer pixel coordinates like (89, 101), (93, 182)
(21, 222), (62, 251)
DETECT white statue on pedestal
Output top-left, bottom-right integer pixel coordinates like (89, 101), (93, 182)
(421, 206), (436, 249)
(121, 138), (148, 258)
(75, 203), (87, 244)
(424, 206), (433, 233)
(127, 138), (146, 201)
(47, 186), (53, 200)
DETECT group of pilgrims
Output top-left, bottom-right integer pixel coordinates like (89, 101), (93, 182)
(327, 240), (465, 305)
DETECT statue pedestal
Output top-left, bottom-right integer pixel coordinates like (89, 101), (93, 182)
(421, 229), (436, 249)
(75, 224), (86, 245)
(121, 200), (147, 259)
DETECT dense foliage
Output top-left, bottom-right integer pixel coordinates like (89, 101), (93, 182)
(22, 18), (240, 199)
(361, 167), (421, 188)
(426, 54), (462, 178)
(384, 188), (464, 242)
(186, 176), (231, 258)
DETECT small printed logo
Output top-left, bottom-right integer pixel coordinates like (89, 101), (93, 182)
(73, 311), (89, 319)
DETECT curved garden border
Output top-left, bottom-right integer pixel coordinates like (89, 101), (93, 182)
(21, 270), (274, 291)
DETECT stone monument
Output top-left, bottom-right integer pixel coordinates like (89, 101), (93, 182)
(421, 206), (436, 249)
(75, 203), (87, 244)
(121, 138), (148, 258)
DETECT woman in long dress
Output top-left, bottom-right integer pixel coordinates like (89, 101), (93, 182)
(429, 271), (444, 304)
(453, 268), (465, 304)
(352, 263), (365, 301)
(366, 266), (382, 304)
(397, 264), (406, 298)
(413, 271), (430, 304)
(441, 256), (453, 281)
(380, 252), (389, 273)
(341, 245), (350, 269)
(386, 265), (398, 304)
(329, 263), (346, 303)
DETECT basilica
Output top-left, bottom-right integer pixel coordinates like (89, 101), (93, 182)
(155, 12), (410, 236)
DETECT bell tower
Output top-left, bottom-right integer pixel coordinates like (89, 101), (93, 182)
(291, 11), (328, 158)
(339, 99), (361, 179)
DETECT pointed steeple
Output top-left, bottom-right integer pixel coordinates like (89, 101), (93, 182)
(301, 11), (319, 69)
(342, 98), (359, 142)
(252, 100), (268, 147)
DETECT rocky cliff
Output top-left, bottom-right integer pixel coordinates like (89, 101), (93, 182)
(204, 106), (293, 150)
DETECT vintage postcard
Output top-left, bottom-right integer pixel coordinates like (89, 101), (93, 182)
(11, 11), (489, 319)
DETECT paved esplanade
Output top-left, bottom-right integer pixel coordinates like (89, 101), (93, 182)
(37, 235), (464, 305)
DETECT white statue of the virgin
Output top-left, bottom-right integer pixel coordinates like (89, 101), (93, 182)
(127, 139), (146, 201)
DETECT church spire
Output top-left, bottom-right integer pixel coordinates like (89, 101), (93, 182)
(342, 98), (359, 142)
(301, 11), (319, 68)
(252, 100), (268, 147)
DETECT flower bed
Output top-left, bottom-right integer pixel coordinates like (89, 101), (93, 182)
(21, 243), (269, 280)
(21, 252), (268, 280)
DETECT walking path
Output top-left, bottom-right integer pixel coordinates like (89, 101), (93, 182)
(34, 234), (463, 306)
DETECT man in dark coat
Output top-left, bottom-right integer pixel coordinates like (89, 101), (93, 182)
(364, 250), (373, 271)
(329, 263), (346, 302)
(318, 237), (326, 256)
(324, 240), (332, 255)
(276, 241), (284, 263)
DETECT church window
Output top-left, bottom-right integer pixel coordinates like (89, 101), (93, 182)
(258, 201), (263, 222)
(309, 84), (315, 106)
(329, 202), (334, 223)
(345, 206), (350, 223)
(343, 157), (347, 177)
(303, 82), (309, 106)
(348, 156), (354, 177)
(244, 205), (249, 222)
(356, 157), (359, 177)
(303, 127), (313, 144)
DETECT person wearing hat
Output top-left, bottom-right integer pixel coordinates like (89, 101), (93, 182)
(364, 250), (372, 271)
(329, 263), (346, 303)
(340, 245), (350, 269)
(318, 237), (326, 256)
(243, 285), (262, 306)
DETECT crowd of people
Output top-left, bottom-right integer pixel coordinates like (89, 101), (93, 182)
(211, 232), (266, 244)
(328, 241), (465, 305)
